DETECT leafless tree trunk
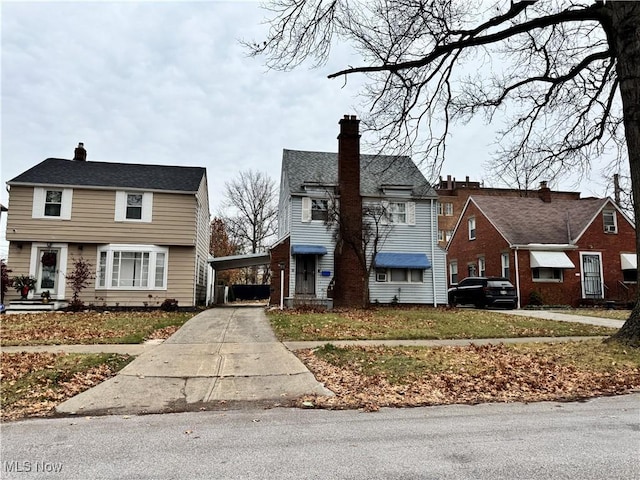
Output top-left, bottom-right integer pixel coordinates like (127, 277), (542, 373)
(219, 170), (277, 284)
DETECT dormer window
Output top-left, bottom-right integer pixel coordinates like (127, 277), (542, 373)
(603, 210), (617, 234)
(468, 217), (476, 240)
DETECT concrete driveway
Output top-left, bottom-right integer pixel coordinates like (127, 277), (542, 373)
(56, 307), (333, 416)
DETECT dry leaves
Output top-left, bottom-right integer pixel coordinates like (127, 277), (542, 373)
(295, 343), (640, 411)
(1, 352), (131, 421)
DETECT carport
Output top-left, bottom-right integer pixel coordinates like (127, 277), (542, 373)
(208, 253), (271, 304)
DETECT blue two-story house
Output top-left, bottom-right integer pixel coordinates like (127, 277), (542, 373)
(270, 115), (448, 308)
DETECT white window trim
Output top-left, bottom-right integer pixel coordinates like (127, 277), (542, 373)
(444, 202), (454, 216)
(532, 267), (564, 283)
(115, 191), (153, 222)
(603, 210), (617, 234)
(96, 244), (168, 290)
(468, 217), (476, 240)
(501, 253), (510, 278)
(478, 257), (486, 277)
(449, 261), (458, 284)
(383, 201), (415, 225)
(32, 187), (73, 220)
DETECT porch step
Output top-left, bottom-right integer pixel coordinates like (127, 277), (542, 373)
(4, 300), (68, 314)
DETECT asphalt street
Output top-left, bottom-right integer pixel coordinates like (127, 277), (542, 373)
(2, 393), (638, 480)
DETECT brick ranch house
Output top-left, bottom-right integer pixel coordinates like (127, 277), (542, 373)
(447, 187), (637, 307)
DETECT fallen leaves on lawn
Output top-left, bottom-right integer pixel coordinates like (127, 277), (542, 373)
(295, 343), (640, 411)
(1, 311), (188, 345)
(1, 352), (131, 421)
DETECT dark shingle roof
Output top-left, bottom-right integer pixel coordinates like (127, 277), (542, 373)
(281, 149), (435, 197)
(8, 158), (206, 193)
(471, 195), (610, 245)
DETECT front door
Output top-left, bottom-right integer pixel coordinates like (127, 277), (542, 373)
(36, 248), (60, 295)
(581, 253), (603, 299)
(295, 255), (316, 295)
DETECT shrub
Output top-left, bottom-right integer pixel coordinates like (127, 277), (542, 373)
(160, 298), (179, 312)
(529, 291), (544, 306)
(65, 257), (93, 311)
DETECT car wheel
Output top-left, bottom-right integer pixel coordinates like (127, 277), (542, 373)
(475, 300), (486, 309)
(449, 295), (457, 307)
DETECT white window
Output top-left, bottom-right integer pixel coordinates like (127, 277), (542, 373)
(449, 261), (458, 284)
(383, 201), (415, 225)
(438, 230), (445, 242)
(446, 230), (453, 242)
(501, 253), (510, 279)
(97, 245), (168, 289)
(375, 268), (423, 283)
(468, 264), (477, 276)
(478, 257), (486, 277)
(444, 202), (454, 216)
(115, 191), (153, 222)
(32, 187), (73, 220)
(437, 202), (444, 216)
(603, 210), (617, 233)
(532, 268), (563, 282)
(468, 217), (476, 240)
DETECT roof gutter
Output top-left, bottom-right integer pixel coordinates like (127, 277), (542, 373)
(510, 243), (577, 251)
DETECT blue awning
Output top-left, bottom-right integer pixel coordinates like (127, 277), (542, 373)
(374, 252), (431, 269)
(291, 244), (328, 255)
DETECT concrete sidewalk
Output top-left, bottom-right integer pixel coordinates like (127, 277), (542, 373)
(55, 307), (333, 416)
(492, 309), (625, 329)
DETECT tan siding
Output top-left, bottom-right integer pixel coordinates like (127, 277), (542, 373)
(5, 242), (197, 307)
(6, 186), (198, 245)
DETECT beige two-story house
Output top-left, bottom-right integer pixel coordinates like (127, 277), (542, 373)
(5, 144), (211, 308)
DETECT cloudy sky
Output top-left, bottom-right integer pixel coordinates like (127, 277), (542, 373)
(1, 1), (610, 258)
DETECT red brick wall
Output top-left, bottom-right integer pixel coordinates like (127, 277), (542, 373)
(448, 202), (637, 307)
(269, 237), (290, 306)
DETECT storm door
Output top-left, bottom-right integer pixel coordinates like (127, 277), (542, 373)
(37, 248), (60, 294)
(295, 255), (316, 295)
(581, 253), (603, 299)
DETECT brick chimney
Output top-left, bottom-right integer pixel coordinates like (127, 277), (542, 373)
(538, 180), (551, 203)
(73, 142), (87, 161)
(333, 115), (366, 307)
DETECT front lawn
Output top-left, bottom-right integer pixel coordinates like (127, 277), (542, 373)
(1, 352), (133, 421)
(1, 311), (194, 346)
(296, 340), (640, 410)
(268, 307), (616, 341)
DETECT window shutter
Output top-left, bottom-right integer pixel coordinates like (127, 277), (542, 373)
(60, 188), (73, 220)
(407, 202), (416, 225)
(142, 192), (153, 222)
(301, 197), (311, 222)
(32, 188), (45, 218)
(114, 191), (126, 221)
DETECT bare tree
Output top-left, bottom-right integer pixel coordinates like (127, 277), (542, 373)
(210, 217), (243, 285)
(219, 170), (277, 284)
(247, 0), (640, 345)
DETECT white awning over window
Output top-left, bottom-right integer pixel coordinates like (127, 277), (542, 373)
(621, 253), (637, 270)
(529, 251), (575, 269)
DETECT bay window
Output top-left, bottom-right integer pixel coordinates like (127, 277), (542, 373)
(97, 245), (168, 289)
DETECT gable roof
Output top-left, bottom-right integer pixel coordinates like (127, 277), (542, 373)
(8, 158), (206, 193)
(468, 195), (617, 245)
(281, 149), (435, 198)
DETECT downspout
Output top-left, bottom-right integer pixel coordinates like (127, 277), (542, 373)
(431, 198), (437, 307)
(514, 246), (521, 309)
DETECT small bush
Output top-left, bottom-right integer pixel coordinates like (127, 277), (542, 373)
(160, 298), (179, 312)
(529, 291), (544, 306)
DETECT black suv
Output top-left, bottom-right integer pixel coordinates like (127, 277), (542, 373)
(448, 277), (517, 309)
